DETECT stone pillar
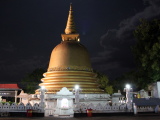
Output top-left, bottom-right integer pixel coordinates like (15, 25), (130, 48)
(155, 105), (159, 113)
(0, 96), (2, 102)
(122, 97), (124, 103)
(133, 103), (137, 115)
(157, 82), (160, 98)
(124, 87), (132, 104)
(73, 86), (81, 113)
(75, 89), (79, 104)
(151, 90), (154, 98)
(120, 97), (122, 103)
(15, 90), (18, 103)
(39, 87), (47, 112)
(126, 89), (131, 103)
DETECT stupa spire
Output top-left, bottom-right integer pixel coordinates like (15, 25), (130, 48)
(65, 3), (77, 34)
(70, 3), (73, 11)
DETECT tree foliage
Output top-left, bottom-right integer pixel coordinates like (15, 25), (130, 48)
(94, 70), (113, 94)
(21, 68), (45, 94)
(131, 19), (160, 88)
(111, 70), (137, 92)
(111, 69), (151, 92)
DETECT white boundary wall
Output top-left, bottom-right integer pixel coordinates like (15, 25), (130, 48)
(0, 101), (156, 116)
(0, 102), (41, 112)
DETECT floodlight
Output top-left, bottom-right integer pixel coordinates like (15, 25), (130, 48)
(75, 85), (79, 90)
(126, 84), (130, 89)
(41, 86), (45, 89)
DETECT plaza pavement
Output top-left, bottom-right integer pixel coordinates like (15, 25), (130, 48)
(1, 115), (160, 120)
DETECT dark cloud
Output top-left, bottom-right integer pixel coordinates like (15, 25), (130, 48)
(91, 0), (160, 80)
(1, 0), (160, 86)
(2, 43), (16, 52)
(0, 55), (48, 81)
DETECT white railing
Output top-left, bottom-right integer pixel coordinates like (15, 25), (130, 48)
(79, 102), (155, 113)
(79, 102), (131, 113)
(137, 106), (154, 112)
(0, 102), (41, 112)
(0, 102), (156, 114)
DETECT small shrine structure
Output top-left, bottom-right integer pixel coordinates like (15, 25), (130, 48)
(17, 90), (29, 105)
(0, 84), (21, 103)
(54, 87), (75, 117)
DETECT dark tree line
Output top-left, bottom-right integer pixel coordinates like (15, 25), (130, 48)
(112, 19), (160, 91)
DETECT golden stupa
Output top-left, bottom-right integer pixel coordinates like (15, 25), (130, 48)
(36, 4), (103, 94)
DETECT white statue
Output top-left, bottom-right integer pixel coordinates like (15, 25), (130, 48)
(140, 89), (149, 98)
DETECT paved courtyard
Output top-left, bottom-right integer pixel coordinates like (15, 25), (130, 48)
(1, 115), (160, 120)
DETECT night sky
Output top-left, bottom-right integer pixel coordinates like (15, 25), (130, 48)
(0, 0), (160, 87)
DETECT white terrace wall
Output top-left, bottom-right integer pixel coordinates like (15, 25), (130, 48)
(33, 103), (39, 110)
(0, 102), (156, 115)
(10, 103), (17, 111)
(80, 102), (130, 113)
(0, 102), (41, 112)
(79, 102), (156, 113)
(137, 106), (155, 112)
(3, 102), (10, 112)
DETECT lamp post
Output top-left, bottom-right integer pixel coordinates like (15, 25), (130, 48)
(124, 84), (132, 104)
(39, 86), (47, 112)
(73, 85), (81, 112)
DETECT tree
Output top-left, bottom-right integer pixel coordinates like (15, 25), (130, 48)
(110, 70), (137, 93)
(21, 68), (45, 94)
(94, 70), (113, 94)
(131, 19), (160, 88)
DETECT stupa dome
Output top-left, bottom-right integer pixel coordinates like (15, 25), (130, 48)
(35, 4), (103, 94)
(48, 41), (92, 72)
